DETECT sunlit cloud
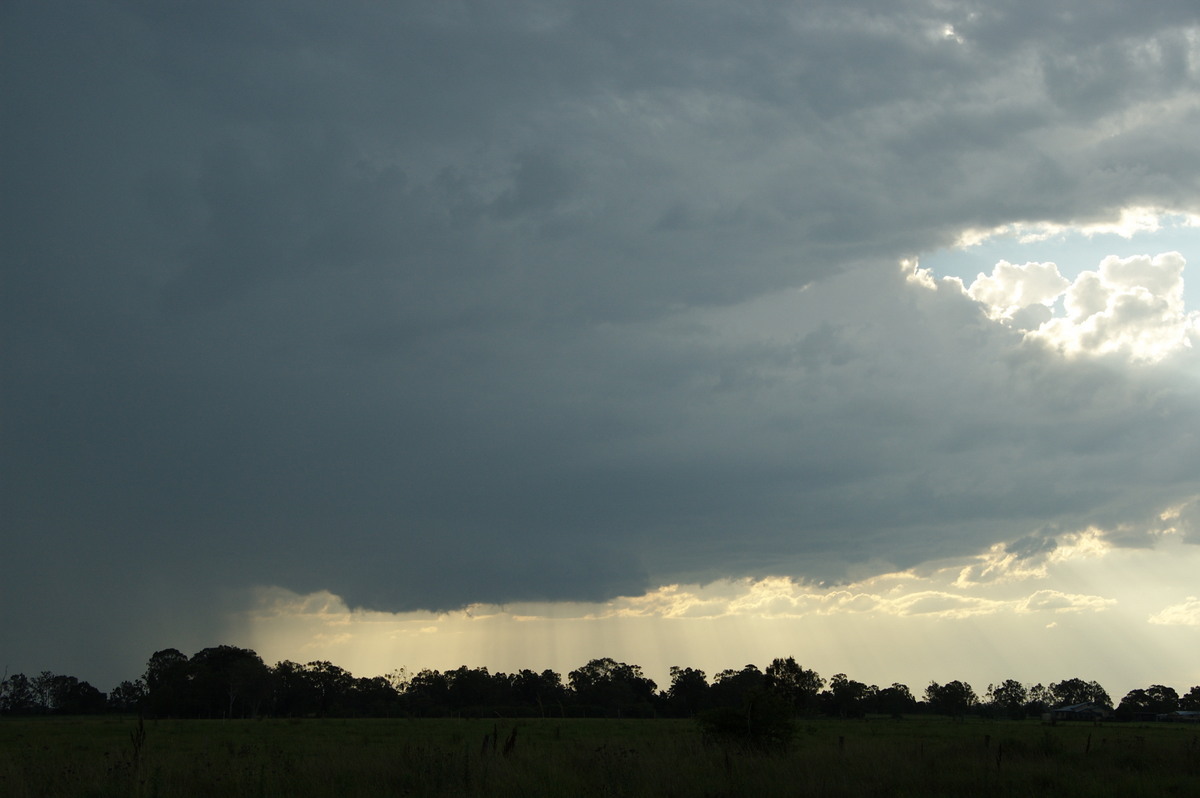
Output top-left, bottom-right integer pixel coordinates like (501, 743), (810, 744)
(953, 208), (1200, 249)
(916, 217), (1200, 363)
(1017, 589), (1116, 614)
(1148, 597), (1200, 626)
(228, 520), (1200, 696)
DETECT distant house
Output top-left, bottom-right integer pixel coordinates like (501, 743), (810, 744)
(1044, 702), (1112, 722)
(1157, 711), (1200, 723)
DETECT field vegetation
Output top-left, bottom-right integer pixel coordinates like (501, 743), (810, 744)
(2, 714), (1197, 797)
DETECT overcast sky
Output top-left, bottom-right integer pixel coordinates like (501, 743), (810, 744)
(3, 1), (1199, 694)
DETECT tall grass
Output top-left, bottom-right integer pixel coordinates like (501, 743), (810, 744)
(2, 715), (1196, 797)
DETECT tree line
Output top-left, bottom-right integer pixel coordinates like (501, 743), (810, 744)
(3, 646), (1198, 721)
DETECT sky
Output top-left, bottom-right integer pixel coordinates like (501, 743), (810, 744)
(3, 1), (1199, 700)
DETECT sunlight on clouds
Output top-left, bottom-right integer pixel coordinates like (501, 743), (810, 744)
(229, 525), (1200, 695)
(926, 208), (1200, 363)
(1031, 251), (1197, 361)
(1148, 597), (1200, 626)
(953, 208), (1200, 249)
(966, 260), (1068, 323)
(1163, 497), (1200, 543)
(916, 248), (1198, 362)
(1018, 589), (1116, 613)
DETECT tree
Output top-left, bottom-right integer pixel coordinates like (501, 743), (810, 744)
(444, 666), (501, 715)
(0, 673), (38, 715)
(665, 666), (710, 717)
(511, 669), (565, 716)
(302, 661), (355, 716)
(108, 680), (147, 713)
(925, 681), (977, 718)
(1181, 685), (1200, 711)
(1048, 678), (1111, 709)
(270, 660), (311, 716)
(351, 676), (401, 716)
(568, 658), (656, 717)
(46, 675), (106, 714)
(190, 646), (271, 718)
(986, 679), (1029, 720)
(822, 673), (870, 718)
(1025, 683), (1052, 716)
(709, 665), (766, 710)
(1118, 685), (1179, 717)
(405, 669), (450, 716)
(764, 657), (824, 714)
(872, 683), (916, 718)
(31, 672), (56, 713)
(144, 648), (192, 717)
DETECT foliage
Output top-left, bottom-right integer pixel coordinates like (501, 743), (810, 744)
(1048, 678), (1112, 709)
(0, 671), (106, 715)
(5, 643), (1199, 726)
(763, 657), (824, 714)
(1117, 684), (1180, 717)
(709, 664), (766, 710)
(567, 658), (656, 718)
(696, 690), (796, 751)
(872, 683), (917, 718)
(986, 679), (1029, 720)
(665, 666), (710, 717)
(821, 673), (870, 718)
(925, 680), (977, 718)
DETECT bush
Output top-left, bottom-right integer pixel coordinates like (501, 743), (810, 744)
(696, 692), (795, 751)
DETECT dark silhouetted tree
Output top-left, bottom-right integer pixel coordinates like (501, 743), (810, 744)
(1048, 678), (1111, 709)
(986, 679), (1029, 719)
(568, 658), (656, 717)
(764, 658), (824, 714)
(351, 675), (401, 716)
(925, 680), (977, 718)
(1024, 683), (1051, 716)
(190, 646), (271, 718)
(269, 660), (311, 716)
(1181, 685), (1200, 710)
(144, 648), (192, 717)
(445, 666), (502, 715)
(0, 673), (38, 714)
(1118, 685), (1179, 717)
(511, 669), (566, 716)
(48, 675), (106, 714)
(665, 666), (710, 717)
(302, 661), (355, 716)
(108, 679), (147, 713)
(405, 669), (451, 716)
(709, 665), (766, 710)
(872, 683), (917, 718)
(699, 664), (795, 750)
(822, 673), (870, 718)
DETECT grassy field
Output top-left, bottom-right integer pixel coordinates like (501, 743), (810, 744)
(2, 714), (1197, 797)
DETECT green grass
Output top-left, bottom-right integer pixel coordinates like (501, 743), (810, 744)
(2, 715), (1197, 797)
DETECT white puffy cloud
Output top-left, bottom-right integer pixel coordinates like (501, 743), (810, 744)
(1032, 251), (1197, 361)
(967, 260), (1070, 323)
(1147, 597), (1200, 626)
(961, 249), (1199, 361)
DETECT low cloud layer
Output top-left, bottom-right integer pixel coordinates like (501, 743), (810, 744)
(3, 1), (1200, 684)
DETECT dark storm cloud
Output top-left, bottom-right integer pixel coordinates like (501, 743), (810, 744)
(4, 0), (1200, 683)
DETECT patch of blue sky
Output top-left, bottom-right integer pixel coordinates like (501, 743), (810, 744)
(921, 216), (1200, 313)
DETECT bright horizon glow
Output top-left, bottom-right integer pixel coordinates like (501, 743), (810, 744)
(229, 514), (1200, 702)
